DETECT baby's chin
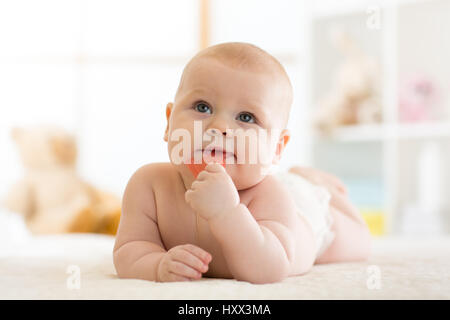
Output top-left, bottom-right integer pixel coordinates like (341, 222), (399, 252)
(228, 164), (276, 190)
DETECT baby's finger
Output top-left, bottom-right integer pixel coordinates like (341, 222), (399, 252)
(185, 189), (195, 204)
(168, 261), (202, 280)
(167, 271), (193, 282)
(205, 162), (224, 173)
(182, 244), (212, 265)
(191, 180), (205, 190)
(171, 248), (209, 273)
(196, 170), (210, 181)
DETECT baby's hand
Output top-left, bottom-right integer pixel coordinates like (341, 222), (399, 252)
(157, 244), (212, 282)
(185, 162), (240, 221)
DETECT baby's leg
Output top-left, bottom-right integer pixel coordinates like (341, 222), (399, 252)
(315, 206), (372, 264)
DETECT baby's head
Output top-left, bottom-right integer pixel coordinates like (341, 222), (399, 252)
(164, 42), (293, 190)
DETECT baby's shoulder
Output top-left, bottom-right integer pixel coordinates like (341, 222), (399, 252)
(251, 173), (291, 196)
(134, 162), (173, 176)
(126, 162), (176, 190)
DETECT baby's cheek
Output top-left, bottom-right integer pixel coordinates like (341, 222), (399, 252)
(231, 164), (266, 190)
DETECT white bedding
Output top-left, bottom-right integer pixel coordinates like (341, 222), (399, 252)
(1, 211), (450, 299)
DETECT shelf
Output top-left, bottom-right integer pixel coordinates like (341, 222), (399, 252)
(309, 0), (450, 236)
(313, 122), (450, 142)
(310, 0), (432, 19)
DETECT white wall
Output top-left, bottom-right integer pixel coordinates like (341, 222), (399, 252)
(0, 0), (199, 198)
(0, 0), (310, 200)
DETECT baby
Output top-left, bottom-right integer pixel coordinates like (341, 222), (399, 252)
(113, 42), (371, 284)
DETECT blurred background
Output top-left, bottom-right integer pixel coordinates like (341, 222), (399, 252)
(1, 0), (449, 238)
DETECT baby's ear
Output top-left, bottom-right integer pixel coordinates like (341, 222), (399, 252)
(163, 102), (173, 142)
(273, 129), (290, 164)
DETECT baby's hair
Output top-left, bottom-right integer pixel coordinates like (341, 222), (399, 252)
(175, 42), (293, 126)
(196, 42), (289, 77)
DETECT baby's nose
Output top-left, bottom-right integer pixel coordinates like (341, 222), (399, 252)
(206, 128), (227, 136)
(206, 116), (231, 136)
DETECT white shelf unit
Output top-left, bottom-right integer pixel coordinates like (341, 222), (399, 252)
(307, 0), (450, 235)
(314, 122), (450, 142)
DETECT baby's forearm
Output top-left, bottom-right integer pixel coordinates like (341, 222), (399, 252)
(208, 204), (290, 284)
(113, 240), (166, 281)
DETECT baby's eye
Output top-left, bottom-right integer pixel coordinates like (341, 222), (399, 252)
(194, 102), (211, 114)
(237, 112), (255, 123)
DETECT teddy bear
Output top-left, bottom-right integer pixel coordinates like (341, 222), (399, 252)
(3, 125), (121, 235)
(313, 28), (382, 134)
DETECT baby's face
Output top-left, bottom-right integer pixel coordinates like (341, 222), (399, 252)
(164, 57), (290, 190)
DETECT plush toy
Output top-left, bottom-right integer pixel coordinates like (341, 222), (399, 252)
(398, 74), (438, 123)
(3, 125), (121, 235)
(314, 29), (382, 134)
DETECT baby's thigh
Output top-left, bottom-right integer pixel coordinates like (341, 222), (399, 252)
(315, 207), (371, 264)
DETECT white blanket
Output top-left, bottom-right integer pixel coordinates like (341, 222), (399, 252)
(1, 211), (449, 299)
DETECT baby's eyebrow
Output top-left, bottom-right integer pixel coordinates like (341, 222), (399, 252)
(176, 88), (210, 105)
(185, 88), (215, 100)
(184, 89), (220, 108)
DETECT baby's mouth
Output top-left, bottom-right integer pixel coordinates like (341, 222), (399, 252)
(197, 147), (236, 163)
(186, 149), (231, 178)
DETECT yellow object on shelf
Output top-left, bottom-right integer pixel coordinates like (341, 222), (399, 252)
(360, 208), (385, 236)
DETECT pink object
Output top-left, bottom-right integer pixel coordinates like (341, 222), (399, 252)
(398, 74), (438, 123)
(186, 151), (226, 178)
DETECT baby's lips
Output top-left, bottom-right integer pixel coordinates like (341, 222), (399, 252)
(202, 151), (226, 165)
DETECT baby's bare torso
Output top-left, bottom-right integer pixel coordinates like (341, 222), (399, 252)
(115, 162), (372, 282)
(153, 163), (277, 278)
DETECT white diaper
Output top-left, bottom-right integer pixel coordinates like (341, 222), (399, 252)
(273, 171), (335, 259)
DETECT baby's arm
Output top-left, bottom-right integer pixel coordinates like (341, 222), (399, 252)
(113, 165), (167, 281)
(208, 191), (316, 284)
(113, 165), (211, 282)
(185, 164), (316, 284)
